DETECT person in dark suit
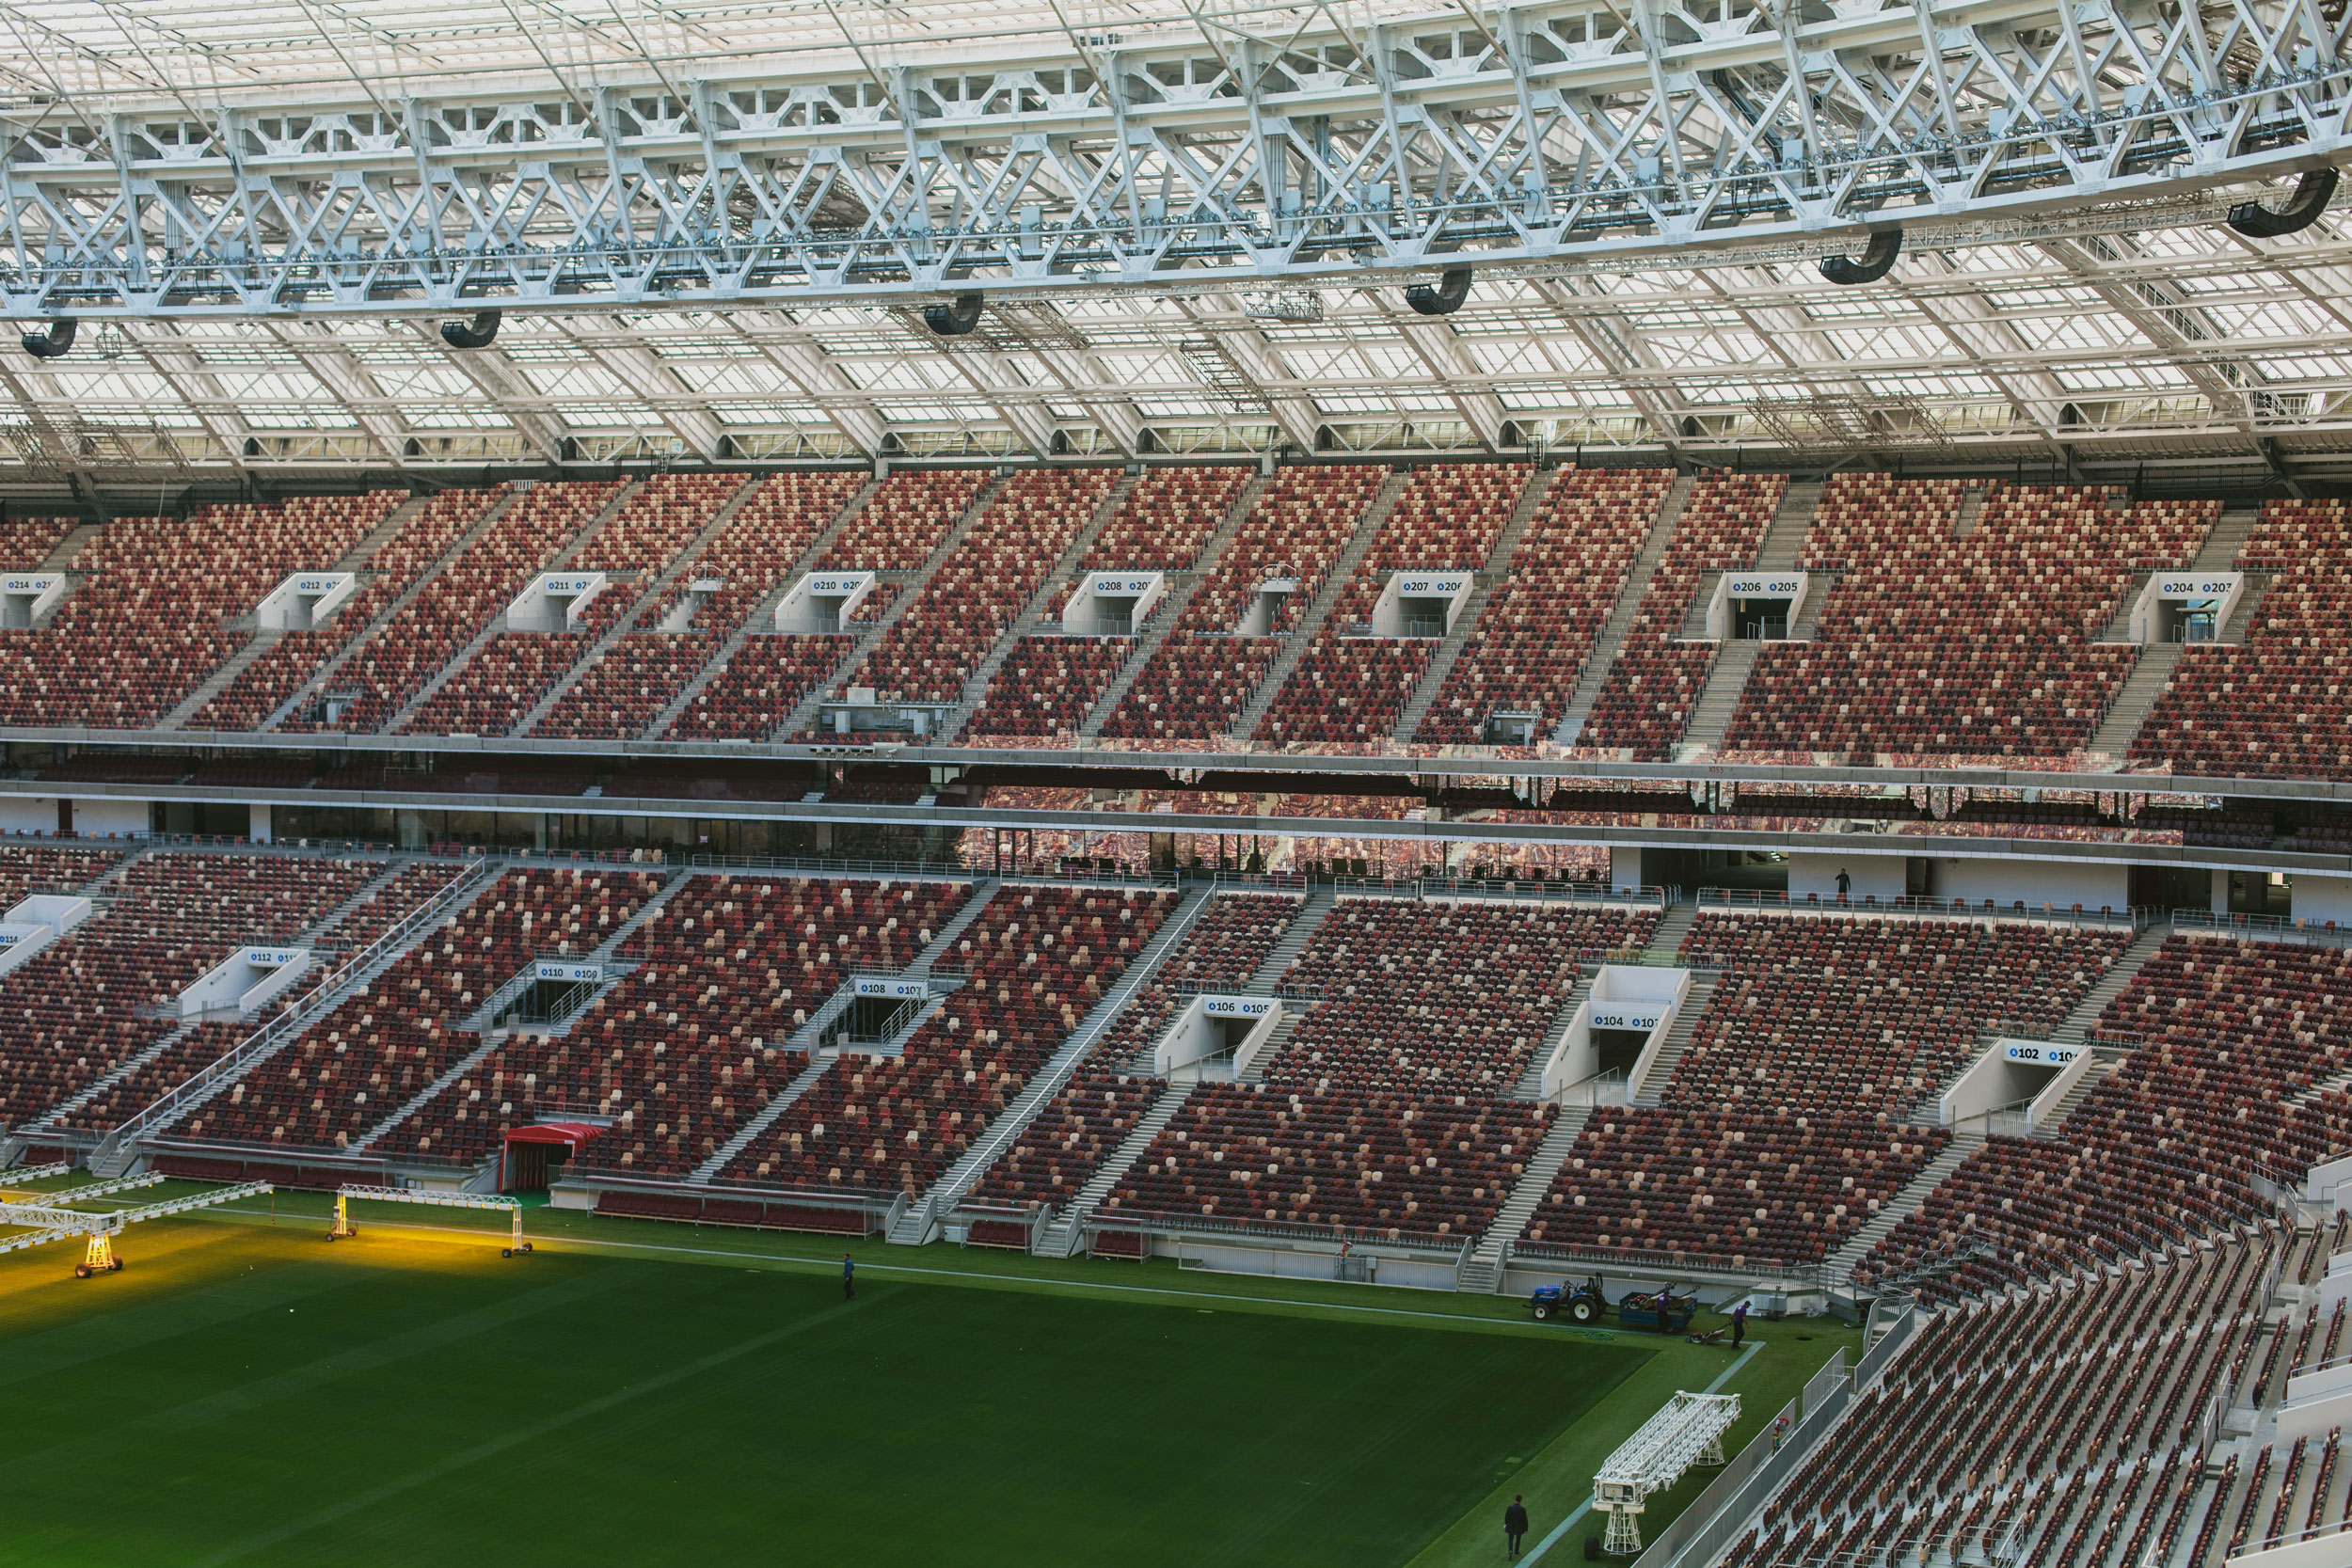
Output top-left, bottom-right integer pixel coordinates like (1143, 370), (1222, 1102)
(1504, 1496), (1530, 1559)
(842, 1253), (856, 1300)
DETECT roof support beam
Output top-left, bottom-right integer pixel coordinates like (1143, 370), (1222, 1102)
(1177, 299), (1324, 453)
(1381, 307), (1509, 452)
(261, 322), (409, 463)
(721, 313), (885, 455)
(415, 324), (570, 461)
(561, 329), (725, 460)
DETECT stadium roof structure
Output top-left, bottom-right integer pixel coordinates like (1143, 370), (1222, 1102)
(1, 1), (2350, 477)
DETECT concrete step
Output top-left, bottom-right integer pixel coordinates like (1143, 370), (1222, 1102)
(1642, 901), (1699, 963)
(158, 628), (285, 730)
(1630, 974), (1716, 1106)
(1672, 639), (1761, 760)
(2088, 642), (2184, 756)
(1754, 481), (1822, 570)
(1244, 885), (1336, 990)
(2194, 505), (2257, 573)
(909, 879), (999, 974)
(1393, 466), (1552, 742)
(1467, 1106), (1593, 1286)
(1828, 1133), (1981, 1277)
(39, 520), (103, 572)
(689, 1053), (836, 1182)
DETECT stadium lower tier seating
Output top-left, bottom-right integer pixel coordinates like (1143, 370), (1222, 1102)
(1102, 1082), (1551, 1243)
(1517, 1108), (1946, 1269)
(714, 886), (1174, 1197)
(1722, 1229), (2281, 1568)
(963, 1069), (1168, 1211)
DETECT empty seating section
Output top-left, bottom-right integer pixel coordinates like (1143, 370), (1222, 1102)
(1725, 478), (2217, 759)
(398, 632), (591, 736)
(963, 636), (1130, 736)
(1417, 467), (1675, 743)
(1519, 1108), (1945, 1267)
(814, 469), (987, 572)
(1724, 1233), (2277, 1568)
(190, 489), (498, 730)
(1580, 473), (1787, 756)
(114, 851), (380, 943)
(1253, 467), (1524, 738)
(0, 843), (118, 904)
(2134, 498), (2352, 779)
(665, 635), (849, 740)
(377, 875), (970, 1172)
(717, 885), (1174, 1198)
(283, 480), (619, 733)
(567, 473), (742, 576)
(58, 1021), (250, 1132)
(1095, 636), (1278, 740)
(0, 516), (74, 569)
(843, 470), (1114, 703)
(1667, 911), (2129, 1117)
(533, 635), (719, 741)
(170, 869), (660, 1150)
(322, 862), (469, 949)
(1104, 1083), (1552, 1243)
(962, 1069), (1164, 1211)
(1077, 467), (1250, 574)
(1165, 892), (1305, 990)
(642, 470), (864, 636)
(0, 492), (400, 728)
(1865, 935), (2352, 1296)
(1268, 898), (1657, 1094)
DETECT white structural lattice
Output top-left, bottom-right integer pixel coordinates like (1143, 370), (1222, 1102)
(1593, 1389), (1740, 1555)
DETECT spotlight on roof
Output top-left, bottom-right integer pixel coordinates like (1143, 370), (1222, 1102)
(20, 319), (75, 359)
(439, 309), (501, 350)
(1405, 267), (1472, 317)
(1818, 229), (1902, 286)
(2227, 168), (2339, 239)
(923, 293), (984, 336)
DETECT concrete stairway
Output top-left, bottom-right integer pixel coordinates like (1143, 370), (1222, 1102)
(303, 857), (418, 945)
(776, 475), (1012, 741)
(1232, 1007), (1301, 1084)
(688, 1054), (835, 1182)
(262, 486), (525, 731)
(1787, 577), (1836, 641)
(938, 473), (1137, 740)
(2035, 1058), (2113, 1133)
(1826, 1132), (1981, 1277)
(34, 1019), (204, 1131)
(1513, 974), (1593, 1101)
(1642, 901), (1699, 962)
(39, 521), (103, 572)
(514, 474), (765, 736)
(158, 629), (285, 730)
(1243, 886), (1335, 990)
(1076, 472), (1270, 737)
(2046, 920), (2171, 1047)
(2087, 642), (2183, 756)
(1673, 639), (1760, 760)
(908, 879), (1000, 975)
(380, 479), (644, 735)
(638, 474), (883, 741)
(2220, 572), (2272, 645)
(1629, 974), (1716, 1105)
(1754, 481), (1821, 569)
(888, 882), (1216, 1243)
(1229, 470), (1410, 741)
(2195, 505), (2257, 572)
(1391, 466), (1556, 742)
(1951, 486), (1989, 537)
(1032, 1081), (1197, 1257)
(1552, 474), (1693, 744)
(1458, 1106), (1592, 1292)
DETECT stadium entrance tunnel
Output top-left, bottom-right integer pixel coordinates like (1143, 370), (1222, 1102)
(501, 1122), (599, 1193)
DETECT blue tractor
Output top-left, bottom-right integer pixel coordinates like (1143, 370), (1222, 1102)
(1615, 1283), (1700, 1334)
(1529, 1275), (1609, 1324)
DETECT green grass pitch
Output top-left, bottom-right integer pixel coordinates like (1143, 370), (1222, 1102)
(0, 1190), (1851, 1567)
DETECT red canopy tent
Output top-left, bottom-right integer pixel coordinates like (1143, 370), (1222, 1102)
(500, 1121), (602, 1192)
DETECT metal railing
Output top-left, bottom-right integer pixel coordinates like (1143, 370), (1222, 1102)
(1699, 888), (2144, 929)
(2172, 908), (2352, 948)
(98, 859), (494, 1155)
(1505, 1237), (1830, 1286)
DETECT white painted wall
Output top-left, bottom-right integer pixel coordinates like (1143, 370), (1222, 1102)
(70, 799), (149, 838)
(1931, 856), (2130, 913)
(2293, 873), (2352, 927)
(0, 799), (60, 835)
(249, 802), (273, 844)
(1788, 852), (1906, 902)
(1610, 846), (1643, 893)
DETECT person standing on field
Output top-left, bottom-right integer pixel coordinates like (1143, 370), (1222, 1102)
(843, 1253), (856, 1300)
(1731, 1298), (1749, 1348)
(1504, 1495), (1530, 1559)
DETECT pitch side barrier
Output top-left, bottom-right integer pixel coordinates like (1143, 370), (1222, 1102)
(1698, 887), (2147, 932)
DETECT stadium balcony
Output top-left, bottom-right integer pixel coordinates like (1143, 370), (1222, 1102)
(1415, 467), (1676, 745)
(1579, 472), (1788, 758)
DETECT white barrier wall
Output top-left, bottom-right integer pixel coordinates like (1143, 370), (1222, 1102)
(1370, 570), (1475, 636)
(2130, 570), (2244, 643)
(775, 571), (877, 633)
(1931, 856), (2129, 912)
(1062, 572), (1166, 634)
(0, 920), (56, 978)
(71, 799), (150, 838)
(256, 571), (358, 629)
(1788, 852), (1906, 902)
(179, 946), (311, 1020)
(1546, 966), (1689, 1099)
(1153, 993), (1280, 1077)
(9, 894), (90, 933)
(1937, 1035), (2084, 1124)
(0, 573), (65, 628)
(505, 572), (610, 632)
(1707, 572), (1810, 640)
(2292, 874), (2352, 927)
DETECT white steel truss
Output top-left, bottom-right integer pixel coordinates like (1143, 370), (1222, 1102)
(0, 2), (2345, 469)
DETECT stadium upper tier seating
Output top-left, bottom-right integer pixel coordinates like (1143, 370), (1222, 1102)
(961, 636), (1130, 737)
(2133, 496), (2352, 779)
(1415, 467), (1676, 744)
(813, 469), (988, 573)
(716, 884), (1174, 1198)
(1579, 472), (1787, 757)
(1724, 478), (2217, 761)
(0, 492), (400, 729)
